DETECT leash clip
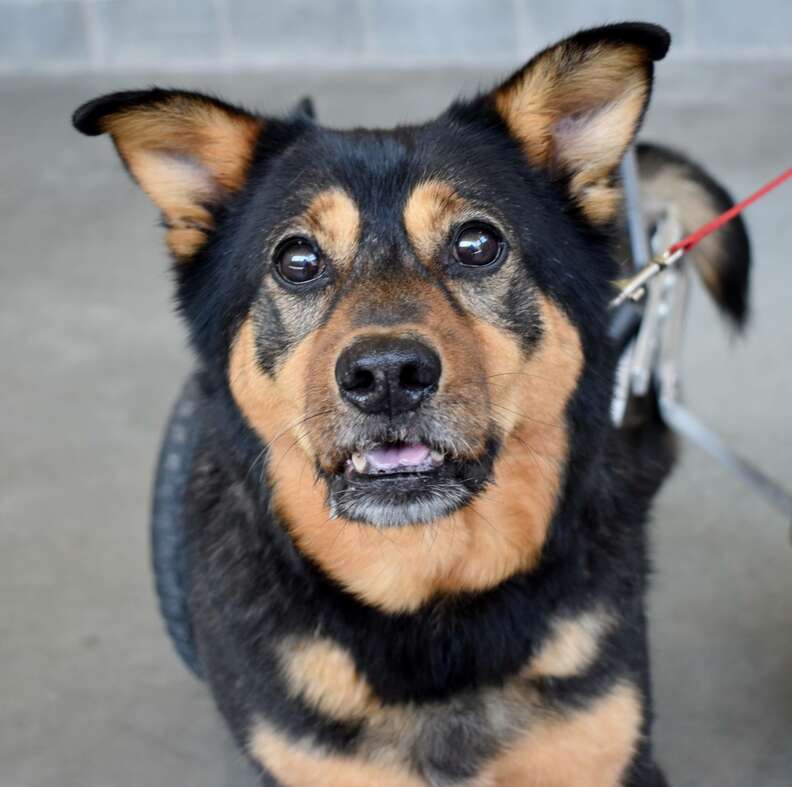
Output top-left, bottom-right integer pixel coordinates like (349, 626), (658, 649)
(610, 247), (684, 309)
(612, 149), (792, 534)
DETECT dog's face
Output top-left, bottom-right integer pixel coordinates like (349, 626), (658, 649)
(75, 23), (669, 609)
(226, 128), (562, 528)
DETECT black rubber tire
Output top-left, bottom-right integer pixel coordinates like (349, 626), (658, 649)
(150, 373), (204, 679)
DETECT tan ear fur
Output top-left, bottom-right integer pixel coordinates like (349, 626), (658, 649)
(492, 24), (669, 223)
(92, 94), (262, 258)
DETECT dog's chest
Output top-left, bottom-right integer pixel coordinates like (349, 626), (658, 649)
(248, 619), (642, 787)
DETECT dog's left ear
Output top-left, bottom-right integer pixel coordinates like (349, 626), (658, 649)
(486, 22), (670, 223)
(73, 89), (266, 259)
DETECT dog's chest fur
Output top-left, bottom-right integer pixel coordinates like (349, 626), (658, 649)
(245, 628), (642, 787)
(187, 441), (655, 787)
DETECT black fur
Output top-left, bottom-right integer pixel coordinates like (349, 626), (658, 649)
(73, 22), (751, 786)
(183, 113), (661, 780)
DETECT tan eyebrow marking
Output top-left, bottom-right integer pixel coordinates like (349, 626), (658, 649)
(403, 179), (469, 263)
(302, 187), (361, 269)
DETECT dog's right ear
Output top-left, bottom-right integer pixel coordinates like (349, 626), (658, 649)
(74, 89), (272, 260)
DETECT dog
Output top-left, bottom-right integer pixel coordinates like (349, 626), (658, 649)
(73, 22), (750, 786)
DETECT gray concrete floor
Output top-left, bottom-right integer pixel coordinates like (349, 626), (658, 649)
(1, 62), (791, 787)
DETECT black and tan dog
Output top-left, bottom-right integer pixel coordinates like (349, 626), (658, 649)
(74, 22), (749, 787)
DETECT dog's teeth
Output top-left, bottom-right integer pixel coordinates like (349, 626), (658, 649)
(430, 450), (445, 465)
(351, 452), (367, 474)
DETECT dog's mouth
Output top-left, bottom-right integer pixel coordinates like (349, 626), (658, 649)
(343, 441), (445, 479)
(325, 437), (497, 528)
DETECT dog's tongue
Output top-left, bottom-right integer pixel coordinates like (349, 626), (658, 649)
(365, 442), (430, 471)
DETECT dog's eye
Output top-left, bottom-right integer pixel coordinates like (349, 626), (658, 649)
(274, 239), (324, 284)
(452, 223), (505, 268)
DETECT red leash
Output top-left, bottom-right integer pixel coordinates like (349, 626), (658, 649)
(612, 164), (792, 308)
(669, 166), (792, 254)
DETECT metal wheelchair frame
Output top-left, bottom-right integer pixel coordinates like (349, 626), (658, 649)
(150, 147), (792, 680)
(615, 148), (792, 536)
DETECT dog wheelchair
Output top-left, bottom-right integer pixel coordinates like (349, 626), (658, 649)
(150, 148), (792, 679)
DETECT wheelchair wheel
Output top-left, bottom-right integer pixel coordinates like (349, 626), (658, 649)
(150, 372), (203, 679)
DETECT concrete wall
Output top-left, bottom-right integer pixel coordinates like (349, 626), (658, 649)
(2, 0), (792, 72)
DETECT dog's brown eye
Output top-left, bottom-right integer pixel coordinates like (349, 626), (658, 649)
(275, 239), (323, 284)
(453, 223), (505, 267)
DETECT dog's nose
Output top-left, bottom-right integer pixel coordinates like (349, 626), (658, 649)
(335, 337), (441, 416)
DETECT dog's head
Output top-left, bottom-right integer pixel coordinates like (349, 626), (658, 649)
(75, 23), (669, 609)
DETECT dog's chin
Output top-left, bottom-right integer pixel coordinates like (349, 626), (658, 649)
(328, 474), (475, 527)
(324, 440), (497, 528)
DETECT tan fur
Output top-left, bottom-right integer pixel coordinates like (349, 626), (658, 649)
(103, 96), (262, 258)
(482, 683), (643, 786)
(403, 180), (470, 262)
(494, 43), (650, 223)
(301, 188), (361, 269)
(639, 161), (726, 302)
(278, 637), (381, 721)
(264, 628), (637, 786)
(228, 294), (582, 613)
(249, 721), (425, 787)
(523, 609), (613, 679)
(294, 285), (491, 471)
(250, 675), (640, 786)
